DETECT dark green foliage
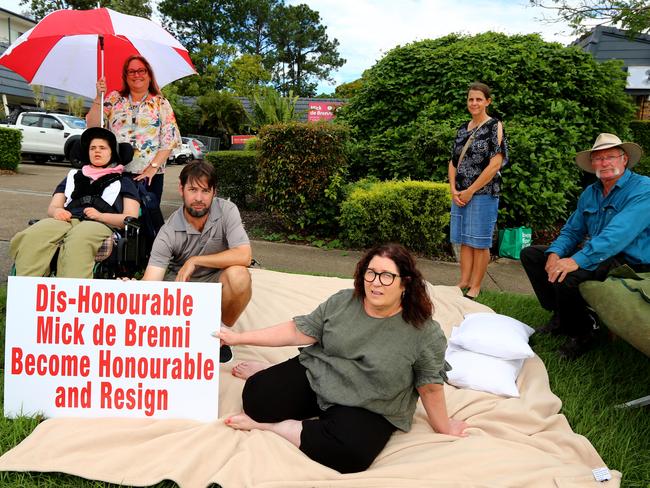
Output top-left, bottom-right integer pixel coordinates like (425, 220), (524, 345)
(269, 3), (345, 96)
(22, 0), (152, 21)
(206, 150), (258, 208)
(0, 128), (22, 171)
(196, 91), (248, 142)
(629, 120), (650, 177)
(339, 179), (450, 255)
(248, 88), (301, 130)
(256, 122), (349, 233)
(338, 32), (635, 231)
(528, 0), (650, 37)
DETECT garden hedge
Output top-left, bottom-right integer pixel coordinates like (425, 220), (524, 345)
(0, 127), (21, 171)
(257, 122), (349, 234)
(205, 150), (258, 208)
(339, 179), (450, 255)
(338, 32), (635, 231)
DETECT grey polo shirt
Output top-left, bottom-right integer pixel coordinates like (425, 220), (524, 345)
(148, 197), (250, 281)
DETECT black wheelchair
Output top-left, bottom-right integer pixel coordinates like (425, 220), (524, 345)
(11, 141), (160, 279)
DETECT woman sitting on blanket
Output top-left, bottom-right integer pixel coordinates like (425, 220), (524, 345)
(10, 127), (140, 278)
(217, 243), (468, 473)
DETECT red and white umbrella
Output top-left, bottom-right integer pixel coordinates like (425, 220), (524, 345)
(0, 8), (196, 100)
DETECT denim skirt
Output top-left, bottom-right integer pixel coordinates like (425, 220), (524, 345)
(450, 194), (499, 249)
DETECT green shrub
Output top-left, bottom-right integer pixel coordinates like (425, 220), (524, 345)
(248, 88), (301, 130)
(0, 127), (21, 171)
(629, 120), (650, 177)
(339, 179), (450, 255)
(338, 32), (635, 231)
(257, 122), (349, 234)
(206, 150), (258, 208)
(243, 137), (259, 151)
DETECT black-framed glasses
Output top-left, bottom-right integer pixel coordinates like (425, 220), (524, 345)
(363, 268), (400, 286)
(126, 68), (148, 77)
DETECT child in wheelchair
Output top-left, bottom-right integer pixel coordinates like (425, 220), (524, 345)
(10, 127), (141, 278)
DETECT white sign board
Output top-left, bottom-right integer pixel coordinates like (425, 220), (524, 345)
(4, 277), (221, 422)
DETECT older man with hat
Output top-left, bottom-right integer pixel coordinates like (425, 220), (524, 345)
(520, 133), (650, 359)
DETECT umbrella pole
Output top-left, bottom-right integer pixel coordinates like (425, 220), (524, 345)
(99, 35), (104, 127)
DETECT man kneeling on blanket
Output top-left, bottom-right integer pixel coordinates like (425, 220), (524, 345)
(142, 161), (252, 363)
(521, 133), (650, 360)
(216, 243), (468, 474)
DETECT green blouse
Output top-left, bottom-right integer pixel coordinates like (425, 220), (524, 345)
(294, 289), (449, 431)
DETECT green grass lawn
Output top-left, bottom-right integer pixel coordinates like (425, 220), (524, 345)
(0, 285), (648, 487)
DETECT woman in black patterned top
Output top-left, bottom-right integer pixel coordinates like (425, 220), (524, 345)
(448, 82), (508, 299)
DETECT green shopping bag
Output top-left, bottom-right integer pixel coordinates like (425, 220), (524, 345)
(498, 227), (532, 260)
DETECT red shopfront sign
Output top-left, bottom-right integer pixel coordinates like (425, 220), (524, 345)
(231, 135), (255, 145)
(307, 102), (343, 122)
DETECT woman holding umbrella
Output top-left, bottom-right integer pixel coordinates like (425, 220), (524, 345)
(86, 55), (181, 203)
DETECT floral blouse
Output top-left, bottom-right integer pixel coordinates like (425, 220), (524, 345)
(103, 91), (181, 175)
(450, 118), (508, 196)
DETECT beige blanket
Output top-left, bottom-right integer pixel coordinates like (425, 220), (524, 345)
(0, 269), (620, 487)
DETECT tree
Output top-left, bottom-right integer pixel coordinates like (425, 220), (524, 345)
(224, 0), (281, 68)
(31, 85), (44, 108)
(65, 95), (85, 117)
(270, 3), (345, 97)
(158, 0), (228, 52)
(196, 91), (247, 140)
(338, 32), (635, 232)
(335, 79), (363, 99)
(161, 85), (201, 136)
(248, 87), (300, 130)
(44, 94), (58, 112)
(225, 54), (273, 98)
(21, 0), (152, 21)
(158, 0), (345, 97)
(172, 43), (237, 96)
(530, 0), (650, 35)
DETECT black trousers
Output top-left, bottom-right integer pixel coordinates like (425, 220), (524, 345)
(242, 356), (397, 474)
(520, 245), (650, 338)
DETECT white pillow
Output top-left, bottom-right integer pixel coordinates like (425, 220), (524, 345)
(448, 312), (535, 360)
(445, 343), (524, 397)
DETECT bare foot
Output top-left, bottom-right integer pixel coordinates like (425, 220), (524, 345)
(225, 412), (263, 431)
(225, 413), (303, 447)
(231, 360), (271, 380)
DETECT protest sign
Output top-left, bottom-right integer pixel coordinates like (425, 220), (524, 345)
(4, 277), (221, 422)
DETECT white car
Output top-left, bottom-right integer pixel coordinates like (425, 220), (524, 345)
(182, 137), (206, 160)
(1, 111), (86, 167)
(167, 141), (193, 165)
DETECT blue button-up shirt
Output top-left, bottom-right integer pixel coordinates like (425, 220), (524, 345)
(547, 170), (650, 271)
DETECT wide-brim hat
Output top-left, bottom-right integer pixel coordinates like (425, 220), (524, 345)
(575, 133), (643, 173)
(80, 127), (121, 165)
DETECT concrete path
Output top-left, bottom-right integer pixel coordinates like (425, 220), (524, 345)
(0, 162), (533, 295)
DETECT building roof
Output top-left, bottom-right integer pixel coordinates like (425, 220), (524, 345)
(0, 6), (36, 24)
(573, 25), (650, 93)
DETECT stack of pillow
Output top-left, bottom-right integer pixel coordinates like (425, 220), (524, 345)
(445, 312), (535, 398)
